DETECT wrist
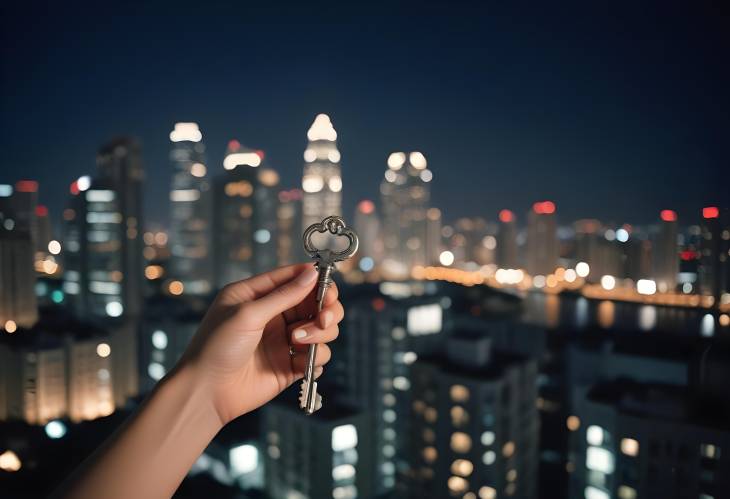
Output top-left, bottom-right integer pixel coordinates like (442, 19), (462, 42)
(166, 361), (225, 432)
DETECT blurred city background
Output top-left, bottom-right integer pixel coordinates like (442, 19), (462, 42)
(1, 2), (729, 499)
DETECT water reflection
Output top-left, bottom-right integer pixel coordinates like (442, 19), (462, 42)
(597, 301), (615, 329)
(575, 297), (589, 329)
(701, 314), (715, 337)
(638, 305), (656, 331)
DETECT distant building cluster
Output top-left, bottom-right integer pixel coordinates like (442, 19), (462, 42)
(1, 113), (729, 498)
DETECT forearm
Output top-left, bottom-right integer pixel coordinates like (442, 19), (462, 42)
(58, 364), (222, 499)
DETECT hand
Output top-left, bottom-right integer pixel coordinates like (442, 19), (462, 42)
(177, 264), (343, 425)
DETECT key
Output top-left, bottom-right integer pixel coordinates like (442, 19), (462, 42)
(299, 216), (359, 415)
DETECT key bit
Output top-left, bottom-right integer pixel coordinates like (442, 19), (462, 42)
(299, 216), (358, 415)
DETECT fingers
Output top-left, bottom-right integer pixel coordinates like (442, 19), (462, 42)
(245, 267), (319, 324)
(289, 300), (344, 343)
(219, 263), (313, 305)
(291, 344), (331, 372)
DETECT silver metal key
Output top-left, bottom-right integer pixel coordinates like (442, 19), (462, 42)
(299, 216), (358, 415)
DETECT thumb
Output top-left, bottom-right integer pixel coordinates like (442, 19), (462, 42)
(248, 267), (318, 322)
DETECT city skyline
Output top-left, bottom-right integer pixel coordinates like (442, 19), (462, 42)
(2, 3), (728, 227)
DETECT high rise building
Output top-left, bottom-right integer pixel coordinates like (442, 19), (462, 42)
(95, 137), (144, 318)
(277, 188), (305, 266)
(380, 152), (435, 278)
(405, 333), (540, 499)
(573, 219), (622, 283)
(353, 200), (382, 272)
(698, 206), (727, 304)
(213, 142), (278, 288)
(496, 209), (518, 270)
(0, 183), (38, 329)
(526, 201), (559, 277)
(168, 122), (212, 295)
(301, 114), (342, 231)
(654, 210), (679, 293)
(262, 402), (373, 499)
(327, 285), (451, 496)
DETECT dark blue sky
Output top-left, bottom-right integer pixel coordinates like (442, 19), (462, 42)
(1, 1), (728, 229)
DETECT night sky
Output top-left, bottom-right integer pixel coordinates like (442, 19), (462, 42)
(1, 2), (728, 230)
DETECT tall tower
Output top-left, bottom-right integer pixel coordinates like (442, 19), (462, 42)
(654, 210), (679, 293)
(380, 151), (434, 278)
(301, 114), (342, 230)
(168, 123), (212, 295)
(497, 209), (518, 269)
(213, 141), (279, 288)
(526, 201), (558, 277)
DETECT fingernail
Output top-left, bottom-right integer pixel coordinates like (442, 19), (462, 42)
(295, 267), (318, 286)
(293, 329), (308, 340)
(321, 310), (333, 328)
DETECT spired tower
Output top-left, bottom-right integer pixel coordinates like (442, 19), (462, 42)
(301, 114), (342, 231)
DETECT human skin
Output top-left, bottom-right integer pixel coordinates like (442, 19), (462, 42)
(55, 264), (342, 499)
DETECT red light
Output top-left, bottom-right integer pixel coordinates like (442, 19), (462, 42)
(660, 209), (677, 222)
(703, 206), (719, 219)
(70, 181), (80, 196)
(255, 150), (265, 159)
(15, 180), (38, 193)
(680, 250), (698, 261)
(228, 139), (241, 151)
(35, 205), (48, 217)
(533, 201), (555, 215)
(372, 297), (385, 312)
(499, 209), (514, 223)
(358, 200), (375, 214)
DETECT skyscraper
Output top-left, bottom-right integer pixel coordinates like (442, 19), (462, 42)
(353, 200), (382, 272)
(496, 209), (518, 270)
(276, 188), (305, 266)
(213, 141), (278, 288)
(526, 201), (559, 277)
(405, 333), (539, 499)
(380, 152), (435, 278)
(168, 122), (212, 295)
(262, 402), (373, 499)
(654, 210), (679, 293)
(698, 206), (727, 304)
(0, 184), (39, 329)
(301, 114), (342, 231)
(95, 137), (144, 318)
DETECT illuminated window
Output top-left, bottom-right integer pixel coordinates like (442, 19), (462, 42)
(479, 486), (496, 499)
(620, 438), (639, 457)
(332, 424), (358, 452)
(701, 443), (720, 459)
(96, 343), (111, 358)
(586, 447), (615, 474)
(450, 406), (469, 427)
(586, 425), (604, 446)
(148, 362), (165, 381)
(506, 469), (517, 482)
(463, 493), (476, 499)
(451, 433), (472, 453)
(584, 486), (610, 499)
(332, 485), (357, 499)
(230, 444), (258, 475)
(505, 483), (516, 496)
(424, 407), (438, 423)
(413, 400), (425, 414)
(447, 476), (468, 494)
(617, 485), (637, 499)
(482, 451), (496, 465)
(332, 464), (356, 481)
(450, 385), (470, 403)
(151, 330), (168, 350)
(422, 446), (437, 463)
(481, 431), (495, 446)
(502, 441), (515, 458)
(566, 415), (581, 431)
(450, 459), (473, 477)
(407, 304), (442, 335)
